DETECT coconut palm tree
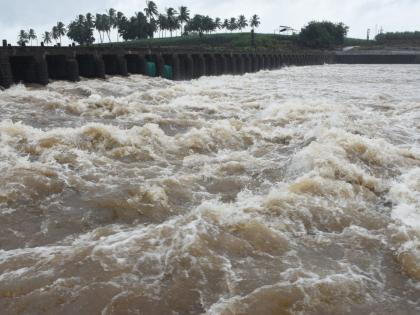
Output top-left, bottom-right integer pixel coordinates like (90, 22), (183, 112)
(115, 11), (125, 41)
(228, 18), (237, 33)
(95, 14), (104, 43)
(222, 19), (229, 31)
(250, 14), (260, 31)
(166, 8), (179, 37)
(144, 1), (158, 22)
(42, 31), (52, 45)
(157, 14), (168, 38)
(237, 15), (248, 32)
(178, 6), (190, 36)
(17, 30), (29, 46)
(86, 13), (94, 29)
(56, 22), (66, 44)
(52, 26), (59, 44)
(107, 8), (117, 41)
(214, 17), (222, 31)
(102, 14), (112, 42)
(28, 29), (37, 46)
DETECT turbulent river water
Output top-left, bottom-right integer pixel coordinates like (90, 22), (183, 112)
(0, 64), (419, 315)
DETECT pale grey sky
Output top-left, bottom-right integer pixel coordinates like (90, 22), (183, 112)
(1, 0), (420, 44)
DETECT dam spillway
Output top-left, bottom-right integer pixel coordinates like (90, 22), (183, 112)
(0, 45), (334, 88)
(2, 45), (420, 89)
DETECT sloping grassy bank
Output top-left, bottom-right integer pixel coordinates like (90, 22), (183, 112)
(99, 32), (302, 52)
(98, 32), (378, 52)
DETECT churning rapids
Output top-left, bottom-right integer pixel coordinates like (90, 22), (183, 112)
(0, 64), (419, 315)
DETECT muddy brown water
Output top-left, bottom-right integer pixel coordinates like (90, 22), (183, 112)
(0, 65), (419, 314)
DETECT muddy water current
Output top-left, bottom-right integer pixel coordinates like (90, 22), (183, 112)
(0, 65), (420, 314)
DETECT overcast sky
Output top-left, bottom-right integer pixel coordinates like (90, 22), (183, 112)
(1, 0), (420, 44)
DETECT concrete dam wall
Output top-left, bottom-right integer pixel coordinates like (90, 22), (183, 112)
(0, 46), (334, 89)
(336, 53), (420, 64)
(1, 46), (420, 89)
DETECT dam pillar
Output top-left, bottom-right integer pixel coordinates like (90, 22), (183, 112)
(296, 55), (303, 66)
(231, 55), (238, 75)
(94, 56), (105, 79)
(171, 54), (182, 80)
(268, 55), (274, 69)
(270, 55), (275, 69)
(224, 54), (233, 74)
(0, 57), (13, 88)
(308, 55), (314, 65)
(220, 54), (228, 75)
(266, 55), (272, 69)
(260, 55), (265, 69)
(255, 55), (260, 71)
(235, 55), (244, 75)
(215, 54), (225, 75)
(272, 55), (278, 69)
(218, 54), (227, 75)
(138, 55), (147, 75)
(117, 55), (128, 76)
(266, 55), (271, 69)
(33, 56), (48, 85)
(156, 55), (165, 77)
(284, 55), (291, 66)
(278, 55), (283, 68)
(279, 55), (284, 68)
(66, 58), (79, 82)
(179, 54), (193, 80)
(295, 55), (301, 66)
(204, 54), (217, 76)
(250, 55), (257, 72)
(243, 54), (251, 73)
(194, 54), (206, 78)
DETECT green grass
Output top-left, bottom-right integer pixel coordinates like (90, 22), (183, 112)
(99, 32), (304, 52)
(99, 33), (387, 52)
(343, 37), (371, 46)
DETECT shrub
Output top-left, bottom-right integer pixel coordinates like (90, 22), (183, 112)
(299, 21), (349, 49)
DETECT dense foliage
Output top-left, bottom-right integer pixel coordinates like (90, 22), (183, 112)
(299, 21), (348, 49)
(118, 12), (155, 41)
(67, 15), (95, 45)
(16, 1), (261, 46)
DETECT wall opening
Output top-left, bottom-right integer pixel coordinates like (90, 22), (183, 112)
(46, 55), (67, 80)
(76, 55), (96, 78)
(9, 56), (37, 83)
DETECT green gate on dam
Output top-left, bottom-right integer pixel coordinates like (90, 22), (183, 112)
(163, 65), (173, 80)
(146, 62), (157, 77)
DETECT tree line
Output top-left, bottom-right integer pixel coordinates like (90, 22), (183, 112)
(375, 31), (420, 42)
(16, 1), (261, 46)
